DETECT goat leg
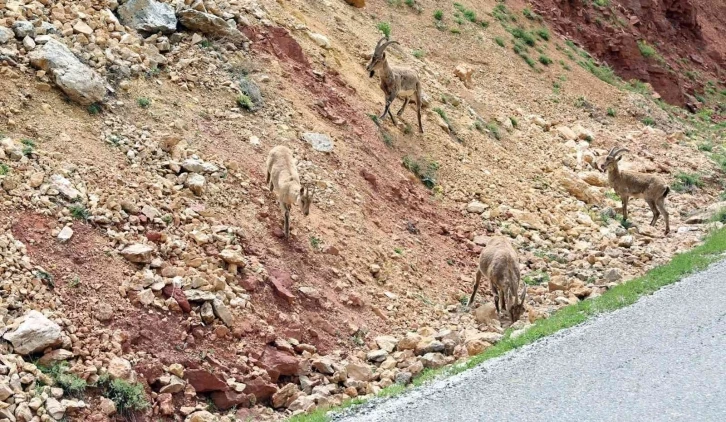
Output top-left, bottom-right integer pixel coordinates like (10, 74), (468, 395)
(284, 206), (291, 239)
(416, 84), (424, 133)
(492, 284), (500, 315)
(397, 98), (409, 116)
(621, 196), (629, 221)
(646, 200), (659, 225)
(657, 199), (670, 234)
(468, 269), (482, 307)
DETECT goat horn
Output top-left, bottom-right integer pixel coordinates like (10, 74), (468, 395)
(607, 146), (619, 157)
(519, 283), (527, 305)
(381, 40), (399, 50)
(614, 147), (630, 157)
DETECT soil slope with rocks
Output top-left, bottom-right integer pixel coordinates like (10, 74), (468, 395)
(0, 0), (724, 421)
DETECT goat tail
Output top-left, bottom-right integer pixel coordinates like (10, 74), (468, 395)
(663, 186), (670, 198)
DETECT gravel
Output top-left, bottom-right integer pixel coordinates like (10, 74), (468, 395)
(335, 260), (726, 422)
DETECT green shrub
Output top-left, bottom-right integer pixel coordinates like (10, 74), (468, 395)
(87, 103), (102, 115)
(672, 172), (703, 193)
(69, 204), (90, 221)
(0, 163), (8, 176)
(39, 363), (88, 398)
(607, 107), (617, 117)
(412, 49), (425, 59)
(236, 94), (253, 110)
(494, 37), (505, 47)
(641, 116), (655, 126)
(402, 156), (439, 189)
(486, 122), (500, 140)
(637, 40), (657, 58)
(434, 10), (443, 21)
(711, 209), (726, 224)
(510, 27), (536, 46)
(539, 55), (553, 65)
(377, 22), (391, 38)
(535, 27), (550, 41)
(137, 97), (151, 108)
(103, 378), (150, 415)
(698, 143), (713, 152)
(523, 8), (540, 21)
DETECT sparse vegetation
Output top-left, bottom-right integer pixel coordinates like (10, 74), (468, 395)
(454, 3), (477, 22)
(412, 49), (425, 59)
(637, 40), (657, 59)
(523, 8), (540, 21)
(698, 142), (713, 152)
(510, 27), (536, 47)
(21, 139), (35, 156)
(535, 27), (550, 41)
(607, 107), (617, 117)
(99, 377), (150, 415)
(236, 94), (253, 110)
(672, 172), (703, 193)
(137, 97), (151, 108)
(539, 55), (553, 66)
(434, 10), (443, 21)
(87, 103), (102, 115)
(69, 204), (90, 221)
(0, 163), (8, 176)
(486, 122), (501, 140)
(402, 155), (440, 189)
(523, 271), (550, 285)
(641, 116), (655, 126)
(38, 363), (87, 397)
(310, 236), (322, 250)
(377, 21), (392, 38)
(605, 190), (621, 202)
(494, 37), (505, 47)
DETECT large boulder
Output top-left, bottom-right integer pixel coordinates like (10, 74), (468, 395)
(177, 9), (248, 44)
(260, 346), (300, 381)
(28, 39), (106, 105)
(185, 369), (228, 392)
(3, 310), (63, 355)
(118, 0), (178, 34)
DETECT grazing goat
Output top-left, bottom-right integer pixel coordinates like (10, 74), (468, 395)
(366, 37), (424, 133)
(599, 146), (670, 234)
(265, 146), (315, 239)
(468, 236), (527, 323)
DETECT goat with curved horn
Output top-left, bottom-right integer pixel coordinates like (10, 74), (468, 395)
(600, 146), (670, 234)
(366, 38), (424, 133)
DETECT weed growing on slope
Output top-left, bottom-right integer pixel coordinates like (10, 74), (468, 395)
(377, 22), (392, 38)
(402, 156), (439, 189)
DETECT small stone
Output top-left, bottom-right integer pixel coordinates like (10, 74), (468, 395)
(99, 397), (116, 416)
(302, 132), (334, 152)
(57, 226), (74, 242)
(73, 21), (93, 35)
(466, 201), (487, 214)
(108, 357), (133, 380)
(22, 35), (36, 50)
(375, 335), (398, 353)
(395, 371), (412, 385)
(186, 173), (206, 196)
(604, 268), (622, 283)
(366, 349), (388, 363)
(29, 172), (44, 187)
(308, 32), (330, 49)
(420, 352), (448, 369)
(120, 243), (154, 263)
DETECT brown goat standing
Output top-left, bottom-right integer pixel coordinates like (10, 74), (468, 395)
(366, 37), (424, 133)
(468, 236), (527, 323)
(599, 147), (670, 234)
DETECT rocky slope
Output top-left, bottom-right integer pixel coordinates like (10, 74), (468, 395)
(530, 0), (726, 108)
(0, 0), (724, 421)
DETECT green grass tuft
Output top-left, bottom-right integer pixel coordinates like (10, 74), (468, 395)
(539, 55), (553, 66)
(0, 163), (8, 176)
(39, 363), (88, 398)
(236, 94), (253, 110)
(99, 377), (150, 415)
(672, 172), (703, 193)
(434, 10), (443, 21)
(494, 37), (505, 47)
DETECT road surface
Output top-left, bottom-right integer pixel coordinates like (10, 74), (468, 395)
(335, 260), (726, 422)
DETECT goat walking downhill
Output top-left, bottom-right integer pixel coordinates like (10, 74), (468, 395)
(468, 236), (527, 323)
(367, 37), (424, 133)
(599, 146), (670, 234)
(265, 145), (314, 239)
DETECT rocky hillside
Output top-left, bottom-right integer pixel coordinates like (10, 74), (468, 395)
(0, 0), (724, 421)
(530, 0), (726, 109)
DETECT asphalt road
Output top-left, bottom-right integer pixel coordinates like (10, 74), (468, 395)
(335, 260), (726, 422)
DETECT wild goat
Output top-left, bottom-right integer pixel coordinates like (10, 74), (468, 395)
(599, 146), (670, 234)
(468, 236), (527, 322)
(366, 37), (424, 133)
(265, 145), (315, 239)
